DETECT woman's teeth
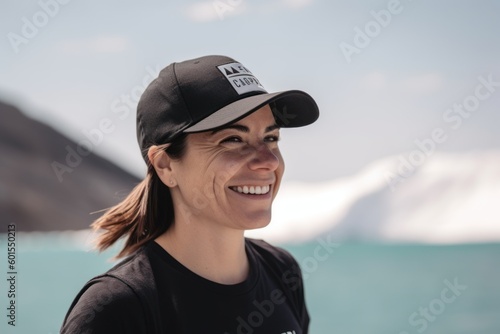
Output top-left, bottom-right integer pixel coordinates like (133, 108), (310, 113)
(231, 185), (270, 195)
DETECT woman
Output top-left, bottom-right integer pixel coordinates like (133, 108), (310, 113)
(61, 55), (319, 334)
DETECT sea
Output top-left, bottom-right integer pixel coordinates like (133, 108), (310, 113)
(0, 232), (499, 334)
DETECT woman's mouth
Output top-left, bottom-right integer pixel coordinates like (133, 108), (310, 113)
(229, 185), (271, 195)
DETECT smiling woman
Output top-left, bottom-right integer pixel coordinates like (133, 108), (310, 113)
(156, 107), (284, 233)
(60, 55), (319, 334)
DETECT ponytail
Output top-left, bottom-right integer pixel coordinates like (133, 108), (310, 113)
(92, 134), (187, 258)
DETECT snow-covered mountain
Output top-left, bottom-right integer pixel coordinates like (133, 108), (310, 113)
(246, 151), (500, 244)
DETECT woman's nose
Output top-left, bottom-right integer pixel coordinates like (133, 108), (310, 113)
(247, 144), (280, 171)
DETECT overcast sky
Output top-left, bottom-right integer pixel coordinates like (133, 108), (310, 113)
(1, 0), (499, 182)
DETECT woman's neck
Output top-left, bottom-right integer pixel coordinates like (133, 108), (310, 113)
(155, 221), (249, 285)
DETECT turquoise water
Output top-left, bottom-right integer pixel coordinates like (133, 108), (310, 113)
(0, 234), (499, 333)
(288, 241), (500, 334)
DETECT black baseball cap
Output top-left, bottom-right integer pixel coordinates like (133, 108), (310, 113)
(136, 55), (319, 162)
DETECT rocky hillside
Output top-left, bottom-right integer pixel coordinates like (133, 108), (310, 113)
(0, 101), (140, 231)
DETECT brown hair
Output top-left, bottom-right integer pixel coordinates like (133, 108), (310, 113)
(92, 134), (188, 258)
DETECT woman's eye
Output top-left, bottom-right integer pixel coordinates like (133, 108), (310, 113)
(220, 135), (279, 144)
(221, 136), (242, 143)
(265, 135), (280, 143)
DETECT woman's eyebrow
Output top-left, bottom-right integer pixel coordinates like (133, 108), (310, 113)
(211, 124), (248, 134)
(266, 124), (280, 132)
(210, 123), (279, 135)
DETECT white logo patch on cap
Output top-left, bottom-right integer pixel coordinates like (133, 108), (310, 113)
(217, 62), (266, 95)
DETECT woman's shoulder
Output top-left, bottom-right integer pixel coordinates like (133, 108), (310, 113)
(61, 275), (147, 333)
(61, 247), (157, 333)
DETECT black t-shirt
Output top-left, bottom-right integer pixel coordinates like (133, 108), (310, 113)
(61, 238), (309, 334)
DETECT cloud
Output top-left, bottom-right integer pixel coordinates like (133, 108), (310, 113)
(401, 72), (444, 95)
(358, 71), (444, 97)
(359, 71), (388, 91)
(184, 0), (314, 23)
(59, 35), (130, 55)
(280, 0), (314, 10)
(184, 1), (247, 22)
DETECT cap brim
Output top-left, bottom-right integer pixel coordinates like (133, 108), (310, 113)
(184, 90), (319, 133)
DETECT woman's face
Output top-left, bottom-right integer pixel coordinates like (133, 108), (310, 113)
(170, 104), (284, 231)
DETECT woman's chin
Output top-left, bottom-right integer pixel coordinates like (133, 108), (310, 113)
(239, 212), (272, 231)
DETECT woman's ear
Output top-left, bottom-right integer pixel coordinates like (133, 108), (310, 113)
(148, 145), (175, 186)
